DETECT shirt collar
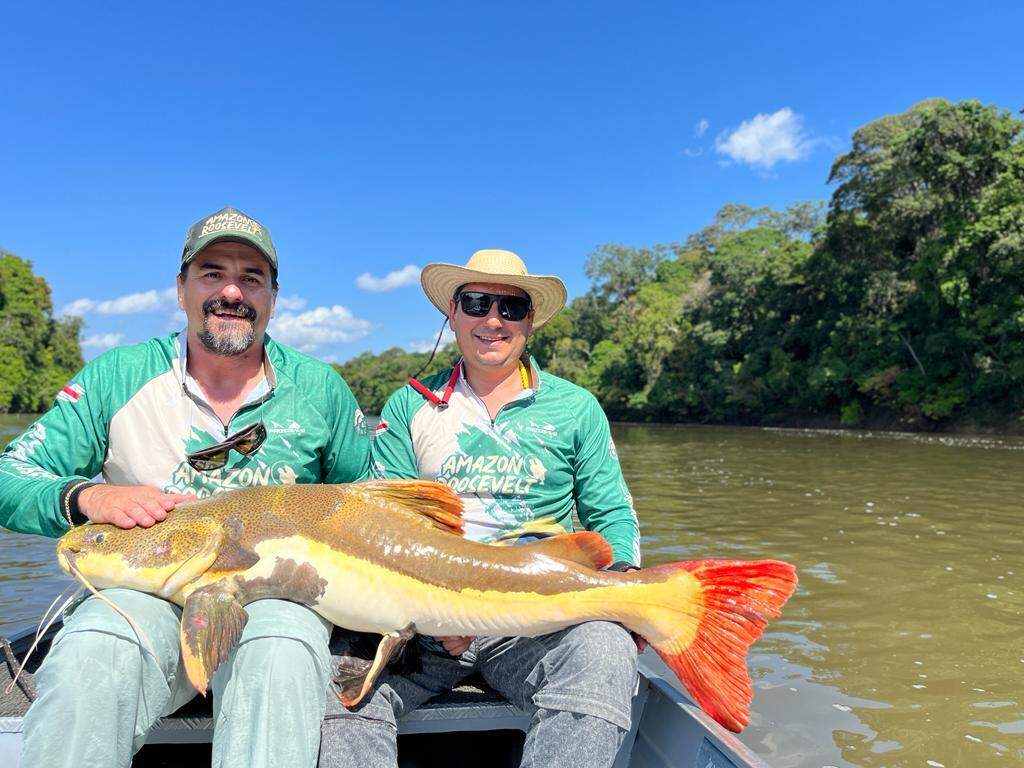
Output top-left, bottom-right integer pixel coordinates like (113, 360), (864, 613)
(455, 356), (541, 401)
(173, 331), (277, 409)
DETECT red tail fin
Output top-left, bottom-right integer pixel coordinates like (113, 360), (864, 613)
(637, 559), (797, 732)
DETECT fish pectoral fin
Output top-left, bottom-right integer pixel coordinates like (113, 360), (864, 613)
(210, 539), (260, 572)
(517, 531), (614, 570)
(354, 480), (465, 536)
(179, 579), (248, 696)
(336, 623), (417, 707)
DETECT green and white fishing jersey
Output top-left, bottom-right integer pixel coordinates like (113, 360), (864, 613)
(371, 360), (641, 566)
(0, 333), (371, 538)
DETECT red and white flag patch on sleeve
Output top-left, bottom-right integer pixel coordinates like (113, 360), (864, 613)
(374, 419), (389, 435)
(57, 383), (85, 404)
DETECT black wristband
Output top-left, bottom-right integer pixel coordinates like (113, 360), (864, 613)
(606, 560), (640, 573)
(60, 481), (98, 526)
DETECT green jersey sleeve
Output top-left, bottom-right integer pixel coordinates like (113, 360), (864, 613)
(572, 393), (641, 566)
(321, 369), (372, 483)
(370, 387), (420, 480)
(0, 363), (109, 538)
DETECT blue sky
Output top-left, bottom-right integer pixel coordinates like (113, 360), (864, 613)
(2, 2), (1021, 362)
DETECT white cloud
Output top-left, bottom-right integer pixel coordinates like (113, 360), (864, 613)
(269, 306), (373, 353)
(61, 298), (99, 317)
(715, 108), (818, 170)
(61, 287), (178, 317)
(80, 333), (124, 349)
(695, 119), (709, 138)
(99, 289), (165, 314)
(406, 326), (455, 353)
(275, 294), (307, 311)
(356, 264), (421, 293)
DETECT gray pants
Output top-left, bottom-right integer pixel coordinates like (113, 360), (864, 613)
(319, 621), (638, 768)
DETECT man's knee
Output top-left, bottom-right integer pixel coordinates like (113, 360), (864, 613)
(219, 600), (333, 698)
(25, 589), (187, 759)
(239, 635), (326, 687)
(553, 621), (638, 680)
(46, 589), (183, 677)
(531, 622), (638, 730)
(242, 599), (331, 649)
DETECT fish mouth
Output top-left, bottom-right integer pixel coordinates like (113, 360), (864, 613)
(57, 548), (79, 575)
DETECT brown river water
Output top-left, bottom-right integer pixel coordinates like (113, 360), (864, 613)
(1, 413), (1021, 767)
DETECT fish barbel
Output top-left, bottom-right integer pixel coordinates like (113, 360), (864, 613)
(56, 480), (796, 732)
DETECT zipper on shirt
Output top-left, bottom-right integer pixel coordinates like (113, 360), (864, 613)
(463, 386), (534, 429)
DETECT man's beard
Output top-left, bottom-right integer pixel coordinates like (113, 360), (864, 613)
(197, 298), (258, 356)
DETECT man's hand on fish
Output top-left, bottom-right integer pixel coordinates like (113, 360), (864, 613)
(437, 635), (474, 655)
(78, 484), (196, 529)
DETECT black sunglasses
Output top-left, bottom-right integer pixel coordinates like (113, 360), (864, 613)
(456, 291), (532, 321)
(186, 422), (267, 471)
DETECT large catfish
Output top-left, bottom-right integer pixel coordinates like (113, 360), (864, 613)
(56, 480), (796, 732)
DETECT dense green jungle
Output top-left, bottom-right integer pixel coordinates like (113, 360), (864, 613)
(4, 99), (1024, 430)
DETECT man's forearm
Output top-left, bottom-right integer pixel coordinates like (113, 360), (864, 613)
(0, 456), (86, 537)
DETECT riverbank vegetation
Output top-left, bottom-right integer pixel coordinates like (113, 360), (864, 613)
(339, 99), (1024, 429)
(0, 251), (84, 413)
(3, 99), (1022, 430)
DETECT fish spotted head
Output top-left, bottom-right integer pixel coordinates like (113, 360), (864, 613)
(58, 517), (223, 598)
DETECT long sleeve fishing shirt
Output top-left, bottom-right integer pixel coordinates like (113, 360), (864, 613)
(0, 332), (371, 538)
(370, 359), (641, 566)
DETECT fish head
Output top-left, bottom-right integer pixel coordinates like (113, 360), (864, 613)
(58, 517), (224, 597)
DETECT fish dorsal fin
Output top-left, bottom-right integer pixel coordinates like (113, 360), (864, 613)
(355, 480), (465, 536)
(519, 532), (614, 570)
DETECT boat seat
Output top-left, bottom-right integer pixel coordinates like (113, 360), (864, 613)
(147, 673), (532, 744)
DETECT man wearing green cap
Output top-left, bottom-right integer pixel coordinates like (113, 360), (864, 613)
(0, 207), (371, 768)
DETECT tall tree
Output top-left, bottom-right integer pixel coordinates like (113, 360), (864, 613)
(0, 251), (85, 413)
(799, 99), (1024, 421)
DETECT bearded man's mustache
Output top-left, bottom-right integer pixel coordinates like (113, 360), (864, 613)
(202, 299), (257, 321)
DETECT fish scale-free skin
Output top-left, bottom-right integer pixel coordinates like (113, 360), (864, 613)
(56, 480), (797, 733)
(60, 483), (640, 615)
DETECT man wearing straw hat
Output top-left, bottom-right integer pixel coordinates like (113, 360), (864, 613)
(320, 250), (642, 767)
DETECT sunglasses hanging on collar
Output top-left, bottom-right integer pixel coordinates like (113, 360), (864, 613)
(186, 422), (267, 471)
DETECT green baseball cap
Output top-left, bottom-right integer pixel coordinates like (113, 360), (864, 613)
(181, 206), (278, 270)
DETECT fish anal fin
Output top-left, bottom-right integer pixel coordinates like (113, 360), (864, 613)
(333, 655), (373, 705)
(520, 532), (614, 570)
(355, 480), (464, 536)
(180, 580), (249, 695)
(337, 623), (416, 708)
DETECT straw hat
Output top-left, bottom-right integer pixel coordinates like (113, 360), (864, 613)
(421, 250), (567, 329)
